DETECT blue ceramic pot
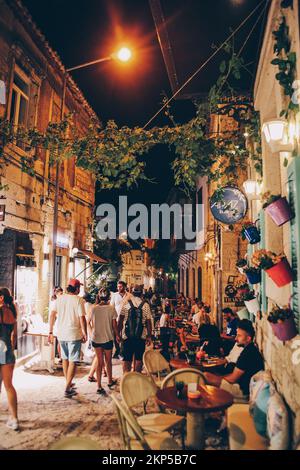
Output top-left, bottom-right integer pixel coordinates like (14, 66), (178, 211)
(246, 269), (261, 285)
(243, 225), (261, 244)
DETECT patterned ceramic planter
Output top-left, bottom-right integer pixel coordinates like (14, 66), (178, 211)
(270, 316), (297, 342)
(265, 197), (293, 226)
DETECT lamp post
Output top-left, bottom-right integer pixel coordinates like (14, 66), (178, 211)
(51, 48), (132, 288)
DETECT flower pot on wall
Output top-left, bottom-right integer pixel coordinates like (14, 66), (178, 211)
(270, 316), (297, 342)
(264, 197), (293, 226)
(244, 297), (260, 315)
(243, 225), (261, 244)
(265, 258), (293, 287)
(245, 270), (261, 285)
(237, 307), (250, 320)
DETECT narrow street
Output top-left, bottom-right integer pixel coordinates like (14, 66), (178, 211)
(0, 360), (123, 450)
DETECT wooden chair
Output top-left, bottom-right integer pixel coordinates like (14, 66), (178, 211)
(143, 349), (171, 388)
(120, 371), (185, 443)
(161, 368), (207, 389)
(111, 393), (181, 450)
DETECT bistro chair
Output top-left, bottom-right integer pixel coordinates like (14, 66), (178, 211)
(120, 372), (185, 442)
(111, 393), (181, 450)
(143, 349), (171, 388)
(161, 368), (207, 389)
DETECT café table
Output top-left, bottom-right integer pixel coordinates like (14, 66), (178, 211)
(170, 356), (227, 371)
(156, 384), (233, 450)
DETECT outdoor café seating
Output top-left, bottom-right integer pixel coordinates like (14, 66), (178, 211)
(120, 371), (185, 443)
(111, 394), (181, 451)
(143, 349), (171, 388)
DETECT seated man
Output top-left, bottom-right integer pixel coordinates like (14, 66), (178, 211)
(204, 319), (264, 399)
(222, 308), (239, 338)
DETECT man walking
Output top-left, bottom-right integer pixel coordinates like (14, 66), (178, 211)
(110, 281), (127, 358)
(49, 279), (87, 398)
(118, 285), (152, 373)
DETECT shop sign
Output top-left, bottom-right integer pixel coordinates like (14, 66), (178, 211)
(210, 186), (248, 225)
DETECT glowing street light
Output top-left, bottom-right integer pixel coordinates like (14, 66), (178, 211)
(116, 47), (132, 63)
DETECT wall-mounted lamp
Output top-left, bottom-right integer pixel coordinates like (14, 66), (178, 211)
(242, 179), (261, 199)
(262, 119), (294, 154)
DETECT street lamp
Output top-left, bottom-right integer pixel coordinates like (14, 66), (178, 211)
(52, 47), (132, 288)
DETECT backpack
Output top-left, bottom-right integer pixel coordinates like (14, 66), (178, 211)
(125, 300), (146, 339)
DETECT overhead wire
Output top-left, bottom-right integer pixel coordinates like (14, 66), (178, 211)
(143, 0), (270, 130)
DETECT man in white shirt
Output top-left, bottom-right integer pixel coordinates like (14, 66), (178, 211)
(49, 279), (87, 398)
(110, 280), (127, 358)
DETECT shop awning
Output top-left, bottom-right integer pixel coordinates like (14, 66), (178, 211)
(78, 249), (108, 264)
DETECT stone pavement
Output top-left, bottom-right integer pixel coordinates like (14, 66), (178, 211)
(0, 359), (228, 450)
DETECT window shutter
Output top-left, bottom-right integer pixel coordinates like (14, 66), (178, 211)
(287, 158), (300, 332)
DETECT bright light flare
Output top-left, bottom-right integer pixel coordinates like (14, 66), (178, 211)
(116, 47), (132, 62)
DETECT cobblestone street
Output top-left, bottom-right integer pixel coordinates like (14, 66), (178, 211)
(0, 360), (123, 450)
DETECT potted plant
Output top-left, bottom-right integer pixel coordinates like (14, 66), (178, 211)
(241, 221), (261, 245)
(237, 306), (250, 320)
(261, 191), (293, 226)
(252, 250), (293, 287)
(236, 258), (247, 274)
(244, 266), (261, 285)
(240, 290), (260, 315)
(235, 280), (250, 298)
(267, 306), (297, 341)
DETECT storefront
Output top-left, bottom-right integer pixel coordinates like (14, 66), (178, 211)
(0, 228), (39, 358)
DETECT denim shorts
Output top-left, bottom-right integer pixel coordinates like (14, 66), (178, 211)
(59, 340), (81, 362)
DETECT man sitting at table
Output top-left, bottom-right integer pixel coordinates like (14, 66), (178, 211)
(204, 319), (264, 399)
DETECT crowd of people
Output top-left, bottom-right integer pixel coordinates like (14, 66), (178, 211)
(0, 281), (264, 433)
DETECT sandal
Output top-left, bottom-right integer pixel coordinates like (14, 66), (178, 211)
(88, 376), (97, 383)
(107, 379), (117, 389)
(96, 388), (106, 395)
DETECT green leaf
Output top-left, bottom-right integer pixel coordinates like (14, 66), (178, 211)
(219, 60), (226, 73)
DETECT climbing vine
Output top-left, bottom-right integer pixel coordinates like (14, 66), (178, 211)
(271, 2), (299, 119)
(0, 42), (261, 196)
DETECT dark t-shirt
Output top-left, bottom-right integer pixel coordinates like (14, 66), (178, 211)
(198, 324), (222, 356)
(236, 342), (264, 395)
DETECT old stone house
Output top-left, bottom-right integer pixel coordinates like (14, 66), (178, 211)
(0, 0), (99, 357)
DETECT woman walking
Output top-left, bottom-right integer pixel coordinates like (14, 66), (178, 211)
(0, 287), (18, 430)
(87, 288), (119, 395)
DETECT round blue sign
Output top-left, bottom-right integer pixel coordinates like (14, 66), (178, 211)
(210, 186), (248, 225)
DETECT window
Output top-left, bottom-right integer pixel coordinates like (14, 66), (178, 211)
(9, 66), (30, 130)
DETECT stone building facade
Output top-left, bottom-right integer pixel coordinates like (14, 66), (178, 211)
(0, 0), (98, 356)
(121, 248), (156, 290)
(251, 0), (300, 440)
(178, 113), (248, 326)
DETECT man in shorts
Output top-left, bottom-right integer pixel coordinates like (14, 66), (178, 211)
(49, 279), (87, 398)
(118, 285), (152, 373)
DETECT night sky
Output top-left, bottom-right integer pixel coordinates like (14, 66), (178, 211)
(21, 0), (268, 213)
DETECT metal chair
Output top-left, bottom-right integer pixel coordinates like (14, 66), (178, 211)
(143, 349), (171, 388)
(111, 393), (181, 450)
(120, 371), (185, 444)
(161, 368), (207, 389)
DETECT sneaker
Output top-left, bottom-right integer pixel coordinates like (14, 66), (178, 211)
(65, 389), (77, 398)
(96, 388), (106, 396)
(107, 379), (117, 389)
(6, 418), (19, 431)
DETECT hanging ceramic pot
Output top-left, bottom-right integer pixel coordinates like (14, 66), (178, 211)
(264, 197), (293, 226)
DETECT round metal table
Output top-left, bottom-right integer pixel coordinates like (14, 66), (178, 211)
(156, 385), (233, 450)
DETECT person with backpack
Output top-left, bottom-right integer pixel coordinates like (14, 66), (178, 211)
(118, 285), (152, 373)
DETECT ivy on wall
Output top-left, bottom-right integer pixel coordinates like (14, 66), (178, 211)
(0, 43), (261, 196)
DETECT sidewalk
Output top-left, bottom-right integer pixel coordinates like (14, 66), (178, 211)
(0, 360), (123, 450)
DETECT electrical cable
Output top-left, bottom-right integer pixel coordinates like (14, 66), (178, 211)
(143, 0), (270, 130)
